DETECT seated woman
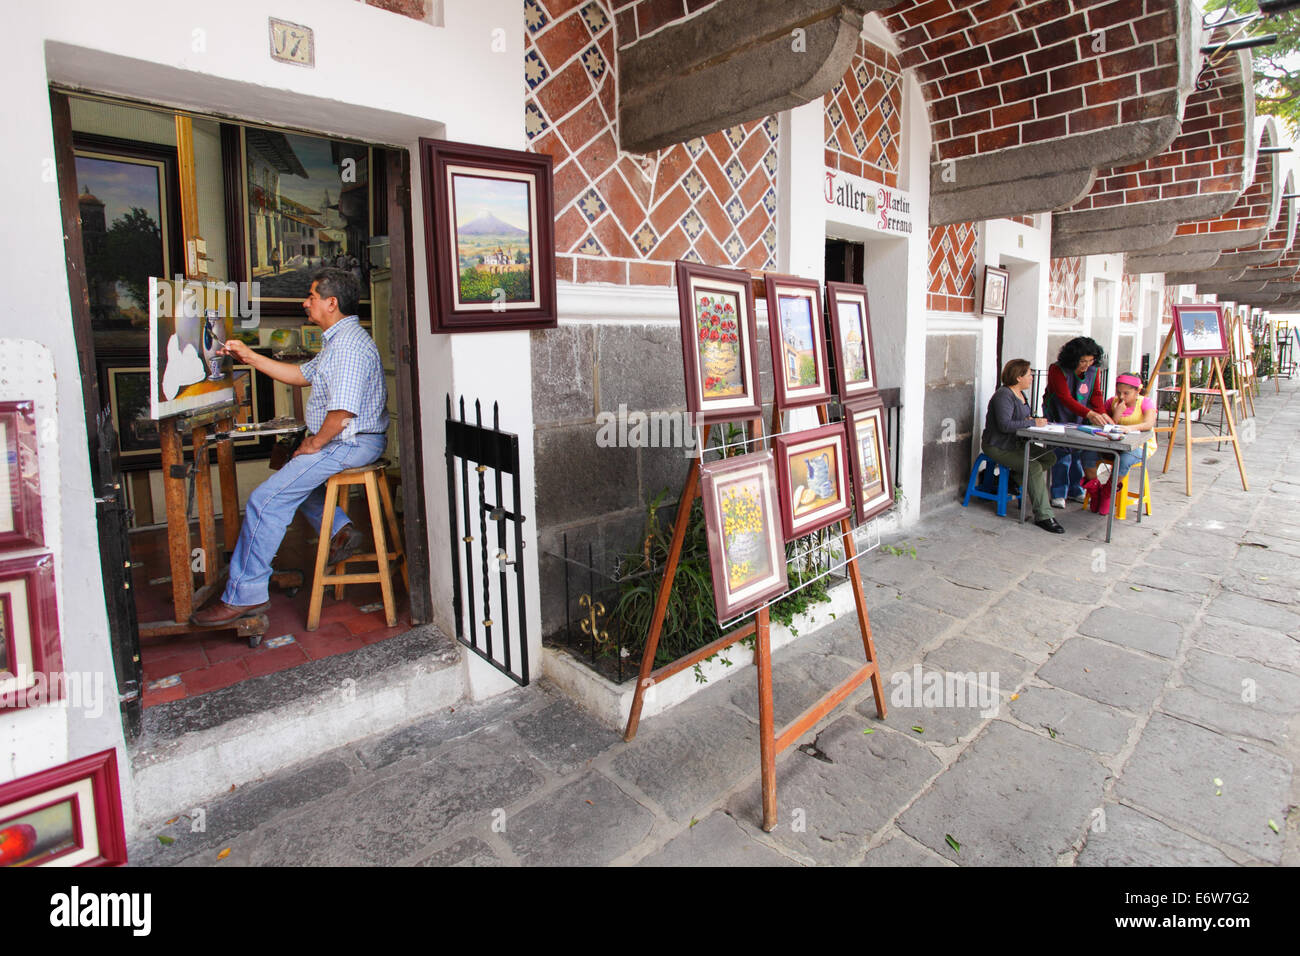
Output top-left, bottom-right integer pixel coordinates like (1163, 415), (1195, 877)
(1044, 336), (1114, 508)
(1088, 372), (1158, 515)
(981, 358), (1065, 534)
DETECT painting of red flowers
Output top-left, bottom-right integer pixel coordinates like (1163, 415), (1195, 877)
(676, 261), (762, 424)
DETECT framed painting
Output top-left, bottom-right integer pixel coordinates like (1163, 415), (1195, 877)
(764, 274), (832, 410)
(419, 138), (556, 332)
(0, 552), (62, 711)
(677, 260), (763, 424)
(700, 451), (788, 621)
(773, 423), (853, 540)
(1171, 303), (1229, 358)
(844, 396), (894, 524)
(981, 265), (1009, 317)
(101, 354), (275, 471)
(0, 749), (127, 866)
(0, 402), (44, 553)
(230, 125), (373, 317)
(300, 325), (323, 353)
(826, 281), (879, 400)
(73, 134), (183, 335)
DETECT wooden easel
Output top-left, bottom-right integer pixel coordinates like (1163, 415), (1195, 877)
(137, 116), (268, 646)
(1141, 325), (1248, 496)
(624, 336), (888, 833)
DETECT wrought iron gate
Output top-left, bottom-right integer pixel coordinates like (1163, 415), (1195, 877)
(445, 397), (530, 685)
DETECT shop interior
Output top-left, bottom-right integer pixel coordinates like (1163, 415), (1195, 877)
(68, 93), (416, 707)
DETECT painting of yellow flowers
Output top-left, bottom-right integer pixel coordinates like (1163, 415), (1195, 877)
(701, 452), (788, 621)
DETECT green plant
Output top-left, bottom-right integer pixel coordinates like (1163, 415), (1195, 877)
(881, 541), (917, 558)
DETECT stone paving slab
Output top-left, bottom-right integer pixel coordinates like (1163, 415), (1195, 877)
(911, 577), (1000, 618)
(728, 649), (863, 728)
(502, 771), (654, 866)
(1158, 685), (1293, 748)
(1204, 590), (1300, 635)
(1007, 686), (1135, 755)
(1191, 617), (1300, 672)
(636, 811), (795, 867)
(1179, 648), (1300, 716)
(1142, 548), (1230, 576)
(1077, 606), (1183, 659)
(922, 637), (1036, 696)
(964, 606), (1059, 664)
(896, 720), (1111, 866)
(1115, 714), (1292, 864)
(414, 836), (504, 867)
(1076, 803), (1237, 867)
(510, 698), (621, 776)
(1105, 584), (1205, 626)
(609, 704), (759, 823)
(1036, 636), (1173, 713)
(727, 716), (943, 865)
(860, 832), (954, 867)
(1017, 570), (1111, 607)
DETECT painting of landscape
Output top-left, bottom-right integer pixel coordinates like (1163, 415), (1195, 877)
(450, 171), (537, 308)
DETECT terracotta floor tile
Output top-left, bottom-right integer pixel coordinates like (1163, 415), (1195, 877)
(244, 644), (311, 678)
(142, 648), (207, 681)
(201, 636), (262, 663)
(143, 684), (188, 708)
(342, 610), (390, 635)
(179, 659), (250, 696)
(296, 627), (365, 661)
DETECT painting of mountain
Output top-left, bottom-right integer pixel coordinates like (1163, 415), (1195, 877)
(451, 172), (536, 305)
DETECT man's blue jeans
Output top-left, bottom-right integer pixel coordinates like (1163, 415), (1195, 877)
(223, 434), (387, 606)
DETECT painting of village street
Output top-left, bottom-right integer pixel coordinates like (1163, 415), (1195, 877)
(244, 128), (370, 306)
(450, 172), (535, 307)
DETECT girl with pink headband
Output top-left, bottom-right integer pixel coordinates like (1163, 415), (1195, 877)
(1085, 372), (1157, 515)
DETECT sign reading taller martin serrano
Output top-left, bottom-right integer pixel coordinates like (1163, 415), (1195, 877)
(824, 168), (914, 236)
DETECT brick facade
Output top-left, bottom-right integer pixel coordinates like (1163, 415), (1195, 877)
(1065, 34), (1247, 215)
(525, 0), (777, 285)
(825, 38), (903, 187)
(927, 223), (977, 313)
(1174, 124), (1278, 240)
(1049, 256), (1083, 320)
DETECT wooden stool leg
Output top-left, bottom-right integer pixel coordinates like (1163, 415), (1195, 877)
(377, 471), (408, 592)
(366, 471), (397, 626)
(307, 477), (341, 631)
(333, 482), (352, 600)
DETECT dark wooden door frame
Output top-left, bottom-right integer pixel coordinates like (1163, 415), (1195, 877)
(385, 146), (431, 624)
(50, 89), (144, 735)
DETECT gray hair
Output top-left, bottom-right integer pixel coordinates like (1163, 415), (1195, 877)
(311, 267), (361, 316)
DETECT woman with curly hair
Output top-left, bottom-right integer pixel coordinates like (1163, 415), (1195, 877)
(1043, 336), (1114, 507)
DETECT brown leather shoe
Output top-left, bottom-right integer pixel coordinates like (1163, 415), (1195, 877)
(328, 526), (364, 565)
(190, 601), (270, 627)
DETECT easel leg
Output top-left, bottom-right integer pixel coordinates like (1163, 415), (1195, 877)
(755, 604), (777, 832)
(624, 426), (710, 741)
(1213, 358), (1250, 492)
(160, 419), (195, 622)
(841, 518), (886, 718)
(1183, 360), (1193, 497)
(217, 413), (240, 556)
(1161, 381), (1182, 476)
(193, 425), (218, 590)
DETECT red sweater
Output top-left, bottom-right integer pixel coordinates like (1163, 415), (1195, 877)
(1046, 363), (1107, 420)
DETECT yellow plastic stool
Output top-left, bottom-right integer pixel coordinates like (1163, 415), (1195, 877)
(1082, 463), (1151, 520)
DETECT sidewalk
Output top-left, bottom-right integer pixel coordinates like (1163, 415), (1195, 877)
(128, 379), (1300, 867)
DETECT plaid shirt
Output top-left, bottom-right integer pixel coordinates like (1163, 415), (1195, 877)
(300, 316), (388, 444)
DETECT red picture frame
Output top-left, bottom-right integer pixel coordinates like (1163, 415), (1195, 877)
(0, 552), (62, 710)
(826, 282), (879, 400)
(0, 749), (127, 867)
(676, 260), (763, 424)
(844, 395), (894, 524)
(0, 401), (44, 553)
(1171, 303), (1230, 358)
(419, 138), (557, 333)
(700, 452), (789, 621)
(764, 274), (832, 410)
(773, 423), (853, 540)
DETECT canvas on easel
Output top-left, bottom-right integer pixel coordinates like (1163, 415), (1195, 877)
(148, 277), (239, 420)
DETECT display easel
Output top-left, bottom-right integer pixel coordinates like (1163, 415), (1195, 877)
(136, 115), (295, 647)
(1142, 324), (1248, 496)
(623, 352), (888, 833)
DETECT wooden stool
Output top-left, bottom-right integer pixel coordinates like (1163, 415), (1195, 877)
(307, 459), (408, 631)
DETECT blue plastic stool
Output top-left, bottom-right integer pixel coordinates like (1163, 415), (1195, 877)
(962, 454), (1020, 517)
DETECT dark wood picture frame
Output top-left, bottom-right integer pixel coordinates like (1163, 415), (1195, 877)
(223, 123), (374, 318)
(0, 401), (44, 553)
(1171, 303), (1230, 358)
(0, 552), (62, 711)
(826, 281), (879, 400)
(0, 748), (127, 866)
(677, 260), (763, 424)
(764, 274), (832, 411)
(98, 350), (276, 472)
(844, 395), (894, 524)
(419, 138), (556, 333)
(72, 133), (184, 340)
(981, 265), (1009, 317)
(773, 423), (853, 540)
(700, 451), (789, 621)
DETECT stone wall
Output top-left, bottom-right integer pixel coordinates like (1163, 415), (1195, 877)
(920, 332), (976, 505)
(533, 319), (775, 638)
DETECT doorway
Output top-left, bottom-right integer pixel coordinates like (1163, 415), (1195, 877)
(51, 89), (431, 727)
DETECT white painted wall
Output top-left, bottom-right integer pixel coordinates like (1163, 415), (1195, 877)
(5, 0), (528, 814)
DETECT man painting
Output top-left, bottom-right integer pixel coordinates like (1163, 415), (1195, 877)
(191, 268), (388, 626)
